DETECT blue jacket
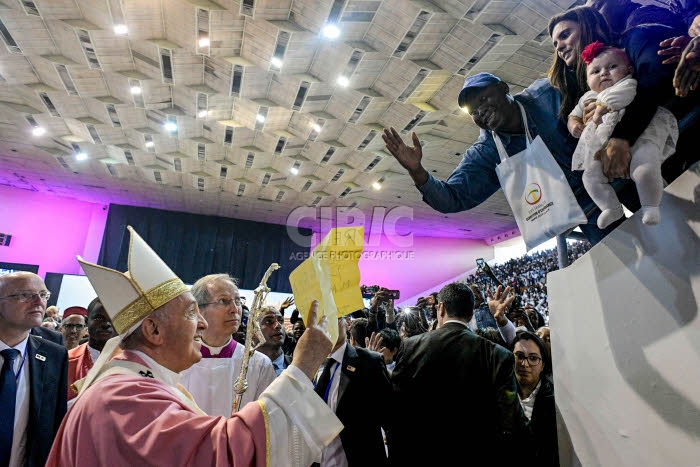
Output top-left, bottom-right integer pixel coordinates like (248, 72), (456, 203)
(417, 79), (638, 245)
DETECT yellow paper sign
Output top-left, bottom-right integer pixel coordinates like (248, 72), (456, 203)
(289, 226), (365, 345)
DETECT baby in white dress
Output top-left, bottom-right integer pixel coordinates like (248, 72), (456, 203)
(568, 42), (678, 228)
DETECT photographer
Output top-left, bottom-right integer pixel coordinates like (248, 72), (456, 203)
(366, 287), (398, 333)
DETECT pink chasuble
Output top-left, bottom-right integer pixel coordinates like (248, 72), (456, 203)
(46, 352), (269, 467)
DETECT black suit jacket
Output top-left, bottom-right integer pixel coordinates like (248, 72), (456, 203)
(26, 335), (68, 467)
(388, 322), (530, 466)
(29, 327), (64, 346)
(531, 376), (559, 466)
(332, 344), (392, 467)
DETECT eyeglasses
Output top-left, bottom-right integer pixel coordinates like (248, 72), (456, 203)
(62, 323), (85, 331)
(0, 291), (51, 303)
(514, 352), (542, 366)
(199, 297), (242, 308)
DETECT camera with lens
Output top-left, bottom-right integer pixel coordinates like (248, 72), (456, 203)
(360, 285), (400, 300)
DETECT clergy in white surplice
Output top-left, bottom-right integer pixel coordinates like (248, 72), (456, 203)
(181, 274), (276, 416)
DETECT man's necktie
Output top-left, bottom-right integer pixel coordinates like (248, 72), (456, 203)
(0, 349), (20, 466)
(314, 357), (336, 402)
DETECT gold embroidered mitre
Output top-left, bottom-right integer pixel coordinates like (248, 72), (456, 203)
(76, 226), (189, 335)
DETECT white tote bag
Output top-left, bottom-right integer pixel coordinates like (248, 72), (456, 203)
(493, 102), (587, 251)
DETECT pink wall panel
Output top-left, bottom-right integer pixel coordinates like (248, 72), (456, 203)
(0, 186), (108, 277)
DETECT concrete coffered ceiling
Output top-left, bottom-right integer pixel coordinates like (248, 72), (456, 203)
(0, 0), (580, 239)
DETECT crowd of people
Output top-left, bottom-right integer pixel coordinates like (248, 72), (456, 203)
(1, 0), (699, 465)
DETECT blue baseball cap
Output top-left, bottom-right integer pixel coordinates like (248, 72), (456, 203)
(458, 72), (502, 108)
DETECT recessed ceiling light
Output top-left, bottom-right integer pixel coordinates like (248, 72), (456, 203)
(270, 57), (283, 68)
(130, 86), (142, 95)
(336, 76), (349, 87)
(372, 181), (382, 190)
(32, 127), (46, 136)
(163, 122), (177, 132)
(145, 141), (155, 148)
(75, 152), (88, 161)
(199, 37), (210, 47)
(290, 167), (299, 175)
(312, 123), (322, 133)
(322, 24), (340, 39)
(113, 24), (128, 35)
(198, 110), (208, 118)
(255, 114), (266, 123)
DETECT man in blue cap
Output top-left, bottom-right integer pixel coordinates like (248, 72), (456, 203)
(382, 72), (641, 245)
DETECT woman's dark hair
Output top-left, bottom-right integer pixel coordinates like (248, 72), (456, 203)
(547, 6), (613, 119)
(512, 331), (552, 376)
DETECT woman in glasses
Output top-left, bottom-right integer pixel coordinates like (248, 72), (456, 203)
(512, 331), (559, 466)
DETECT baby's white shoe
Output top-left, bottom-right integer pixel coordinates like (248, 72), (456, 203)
(597, 206), (624, 229)
(641, 206), (660, 225)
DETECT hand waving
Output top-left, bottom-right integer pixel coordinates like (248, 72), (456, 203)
(280, 295), (295, 311)
(674, 36), (700, 97)
(487, 286), (515, 327)
(382, 128), (429, 186)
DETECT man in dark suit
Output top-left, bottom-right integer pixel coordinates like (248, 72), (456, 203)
(388, 282), (531, 466)
(314, 315), (392, 466)
(0, 272), (68, 467)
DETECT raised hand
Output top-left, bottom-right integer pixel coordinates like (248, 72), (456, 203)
(487, 285), (515, 327)
(382, 127), (429, 186)
(674, 36), (700, 97)
(365, 332), (383, 352)
(658, 36), (691, 65)
(291, 301), (334, 381)
(280, 295), (295, 311)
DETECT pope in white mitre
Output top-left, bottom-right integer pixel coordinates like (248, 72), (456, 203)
(46, 226), (342, 466)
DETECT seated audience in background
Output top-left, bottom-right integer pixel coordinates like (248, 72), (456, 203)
(314, 315), (392, 466)
(60, 307), (87, 350)
(256, 306), (291, 377)
(181, 274), (276, 416)
(388, 282), (531, 465)
(48, 227), (342, 466)
(394, 306), (428, 340)
(67, 297), (117, 400)
(0, 272), (68, 467)
(348, 317), (370, 348)
(512, 331), (559, 466)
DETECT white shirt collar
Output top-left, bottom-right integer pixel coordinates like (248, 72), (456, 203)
(131, 350), (182, 387)
(330, 341), (346, 363)
(442, 319), (470, 328)
(0, 335), (29, 355)
(201, 336), (232, 356)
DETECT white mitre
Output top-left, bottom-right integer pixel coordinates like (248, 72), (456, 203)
(76, 225), (189, 336)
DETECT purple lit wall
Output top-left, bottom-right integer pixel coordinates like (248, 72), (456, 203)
(311, 231), (494, 301)
(0, 185), (108, 277)
(1, 184), (495, 298)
